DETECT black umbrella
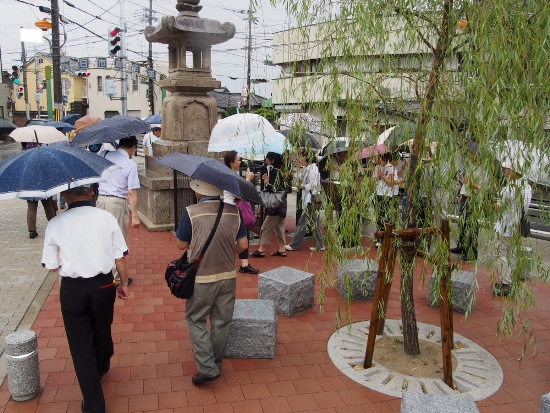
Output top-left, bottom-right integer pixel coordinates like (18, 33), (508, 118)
(0, 119), (17, 135)
(70, 115), (150, 148)
(155, 153), (264, 206)
(278, 128), (320, 149)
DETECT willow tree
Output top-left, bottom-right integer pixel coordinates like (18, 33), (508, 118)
(270, 0), (550, 356)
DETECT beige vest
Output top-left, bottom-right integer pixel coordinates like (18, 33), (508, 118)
(187, 200), (241, 283)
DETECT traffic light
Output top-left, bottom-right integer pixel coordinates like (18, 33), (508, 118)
(105, 79), (117, 97)
(76, 72), (90, 77)
(251, 78), (268, 84)
(108, 27), (122, 56)
(16, 86), (24, 99)
(11, 66), (20, 85)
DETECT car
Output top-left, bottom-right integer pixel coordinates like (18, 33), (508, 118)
(24, 118), (54, 127)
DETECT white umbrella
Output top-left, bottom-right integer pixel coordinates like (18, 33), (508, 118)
(10, 125), (67, 144)
(377, 126), (397, 145)
(495, 140), (550, 186)
(208, 113), (285, 155)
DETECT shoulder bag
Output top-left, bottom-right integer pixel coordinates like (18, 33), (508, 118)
(236, 199), (256, 230)
(165, 202), (224, 299)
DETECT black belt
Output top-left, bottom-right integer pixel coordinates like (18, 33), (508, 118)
(99, 194), (126, 200)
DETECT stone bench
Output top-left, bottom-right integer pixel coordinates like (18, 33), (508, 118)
(225, 299), (277, 359)
(258, 266), (314, 317)
(336, 259), (378, 301)
(427, 269), (475, 314)
(401, 392), (479, 412)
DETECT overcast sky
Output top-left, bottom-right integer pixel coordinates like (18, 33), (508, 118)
(0, 0), (291, 98)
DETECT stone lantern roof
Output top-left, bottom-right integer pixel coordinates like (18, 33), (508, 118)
(144, 0), (236, 93)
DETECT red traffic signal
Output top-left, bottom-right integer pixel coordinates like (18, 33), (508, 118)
(16, 87), (24, 98)
(76, 72), (90, 77)
(108, 27), (122, 56)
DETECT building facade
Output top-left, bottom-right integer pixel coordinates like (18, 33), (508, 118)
(12, 54), (167, 125)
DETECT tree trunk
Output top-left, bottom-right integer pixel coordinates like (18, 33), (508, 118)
(400, 0), (455, 356)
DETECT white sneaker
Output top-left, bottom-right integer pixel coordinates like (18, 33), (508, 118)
(309, 247), (325, 251)
(285, 245), (297, 251)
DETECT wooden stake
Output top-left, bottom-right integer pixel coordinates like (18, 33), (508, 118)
(377, 235), (397, 335)
(439, 219), (454, 388)
(363, 223), (393, 368)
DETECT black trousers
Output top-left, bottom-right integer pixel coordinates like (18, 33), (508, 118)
(457, 196), (479, 259)
(60, 272), (116, 413)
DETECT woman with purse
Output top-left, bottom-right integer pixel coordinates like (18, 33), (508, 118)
(223, 151), (260, 274)
(251, 152), (289, 257)
(285, 148), (325, 252)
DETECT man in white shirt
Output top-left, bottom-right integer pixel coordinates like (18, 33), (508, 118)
(493, 160), (532, 297)
(42, 185), (129, 413)
(96, 136), (141, 285)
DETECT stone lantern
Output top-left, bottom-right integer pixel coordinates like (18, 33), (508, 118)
(138, 0), (235, 231)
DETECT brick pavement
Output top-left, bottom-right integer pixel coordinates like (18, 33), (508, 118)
(0, 216), (549, 412)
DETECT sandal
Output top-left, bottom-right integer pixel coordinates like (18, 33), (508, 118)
(250, 250), (266, 258)
(271, 251), (287, 257)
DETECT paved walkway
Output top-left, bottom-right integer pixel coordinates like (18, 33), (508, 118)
(0, 217), (549, 412)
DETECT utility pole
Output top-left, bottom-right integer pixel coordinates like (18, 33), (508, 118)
(20, 34), (30, 120)
(50, 0), (62, 120)
(34, 47), (41, 118)
(120, 0), (128, 115)
(246, 0), (253, 113)
(147, 0), (155, 115)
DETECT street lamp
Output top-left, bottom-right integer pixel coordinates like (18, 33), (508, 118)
(35, 19), (53, 31)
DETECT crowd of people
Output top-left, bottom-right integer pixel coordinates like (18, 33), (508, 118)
(31, 127), (535, 412)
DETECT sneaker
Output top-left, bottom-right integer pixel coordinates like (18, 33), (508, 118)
(239, 265), (259, 274)
(309, 246), (325, 251)
(374, 242), (381, 248)
(192, 373), (221, 385)
(284, 245), (298, 251)
(29, 230), (38, 239)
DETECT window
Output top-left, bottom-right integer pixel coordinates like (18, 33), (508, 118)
(97, 76), (103, 92)
(132, 77), (138, 92)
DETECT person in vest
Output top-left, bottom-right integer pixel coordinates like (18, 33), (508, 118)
(175, 179), (248, 385)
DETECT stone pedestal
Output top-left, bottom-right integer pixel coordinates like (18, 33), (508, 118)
(540, 392), (550, 413)
(336, 259), (378, 301)
(5, 330), (40, 402)
(225, 299), (277, 359)
(138, 0), (236, 231)
(427, 269), (475, 314)
(258, 266), (315, 317)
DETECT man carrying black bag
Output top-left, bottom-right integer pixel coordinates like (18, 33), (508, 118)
(175, 179), (248, 385)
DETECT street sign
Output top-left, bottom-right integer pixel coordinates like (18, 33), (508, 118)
(97, 57), (107, 68)
(61, 78), (72, 91)
(147, 69), (156, 80)
(79, 58), (89, 69)
(37, 74), (43, 80)
(69, 60), (79, 70)
(115, 58), (122, 69)
(35, 93), (41, 102)
(63, 95), (68, 104)
(38, 84), (44, 89)
(133, 63), (140, 73)
(21, 28), (43, 43)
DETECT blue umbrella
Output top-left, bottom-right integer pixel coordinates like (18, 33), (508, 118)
(42, 121), (76, 133)
(70, 115), (150, 148)
(0, 145), (119, 200)
(155, 153), (264, 205)
(60, 114), (82, 125)
(144, 114), (162, 124)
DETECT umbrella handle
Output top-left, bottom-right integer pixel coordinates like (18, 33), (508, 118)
(34, 130), (39, 144)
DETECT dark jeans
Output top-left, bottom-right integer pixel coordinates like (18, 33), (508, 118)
(457, 196), (478, 259)
(60, 272), (116, 413)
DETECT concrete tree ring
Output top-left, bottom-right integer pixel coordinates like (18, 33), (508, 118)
(327, 319), (504, 401)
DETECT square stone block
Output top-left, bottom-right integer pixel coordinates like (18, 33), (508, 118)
(258, 266), (314, 317)
(401, 392), (479, 413)
(336, 259), (378, 301)
(540, 392), (550, 413)
(427, 269), (475, 314)
(225, 299), (277, 359)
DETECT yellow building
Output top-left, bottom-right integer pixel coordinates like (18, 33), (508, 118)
(13, 54), (86, 124)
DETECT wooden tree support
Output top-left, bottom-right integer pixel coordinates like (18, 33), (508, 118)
(363, 219), (454, 389)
